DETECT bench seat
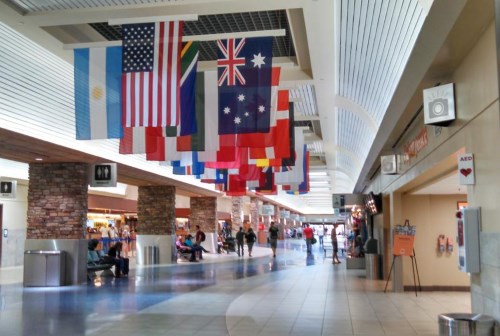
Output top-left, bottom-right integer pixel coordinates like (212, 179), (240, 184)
(87, 250), (114, 278)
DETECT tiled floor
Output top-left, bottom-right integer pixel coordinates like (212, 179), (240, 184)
(0, 239), (470, 335)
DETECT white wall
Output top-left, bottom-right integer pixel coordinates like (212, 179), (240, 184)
(402, 194), (469, 287)
(368, 22), (500, 319)
(1, 182), (28, 267)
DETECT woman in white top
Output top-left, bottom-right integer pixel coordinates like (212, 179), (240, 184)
(108, 224), (118, 244)
(100, 225), (110, 253)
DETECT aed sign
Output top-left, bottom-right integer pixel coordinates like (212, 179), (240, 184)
(458, 153), (475, 185)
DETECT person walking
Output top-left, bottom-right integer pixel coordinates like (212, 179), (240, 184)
(235, 227), (245, 257)
(318, 226), (325, 245)
(194, 225), (210, 255)
(331, 224), (341, 264)
(303, 224), (314, 254)
(268, 221), (279, 258)
(245, 228), (257, 257)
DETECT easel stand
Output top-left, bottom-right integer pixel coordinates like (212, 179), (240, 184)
(384, 248), (422, 296)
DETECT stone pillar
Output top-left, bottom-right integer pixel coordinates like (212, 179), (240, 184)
(137, 185), (176, 264)
(250, 197), (259, 232)
(231, 196), (243, 232)
(262, 202), (271, 228)
(26, 162), (88, 285)
(27, 163), (88, 239)
(190, 197), (217, 252)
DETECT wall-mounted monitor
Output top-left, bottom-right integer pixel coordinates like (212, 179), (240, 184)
(364, 192), (382, 215)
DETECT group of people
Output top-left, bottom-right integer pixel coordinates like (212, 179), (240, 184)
(99, 223), (134, 253)
(219, 226), (257, 257)
(176, 225), (210, 262)
(88, 238), (129, 278)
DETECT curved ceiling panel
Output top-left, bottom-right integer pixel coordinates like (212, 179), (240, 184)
(337, 0), (426, 125)
(336, 151), (359, 177)
(290, 84), (318, 117)
(337, 108), (374, 161)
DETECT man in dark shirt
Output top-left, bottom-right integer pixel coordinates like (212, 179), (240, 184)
(104, 242), (129, 277)
(269, 221), (279, 258)
(235, 227), (245, 257)
(194, 225), (210, 255)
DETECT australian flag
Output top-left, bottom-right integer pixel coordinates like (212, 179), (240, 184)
(217, 37), (273, 135)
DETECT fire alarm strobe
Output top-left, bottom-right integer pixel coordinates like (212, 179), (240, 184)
(423, 83), (456, 126)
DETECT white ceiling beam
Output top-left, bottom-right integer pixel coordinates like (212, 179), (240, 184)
(25, 0), (305, 27)
(63, 29), (286, 50)
(295, 114), (320, 121)
(109, 14), (198, 25)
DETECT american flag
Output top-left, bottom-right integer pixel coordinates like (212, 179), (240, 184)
(122, 21), (183, 127)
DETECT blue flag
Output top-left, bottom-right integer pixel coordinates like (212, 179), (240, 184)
(217, 37), (273, 134)
(74, 47), (123, 140)
(180, 41), (199, 136)
(172, 152), (205, 175)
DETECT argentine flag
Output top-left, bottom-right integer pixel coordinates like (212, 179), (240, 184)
(74, 47), (123, 140)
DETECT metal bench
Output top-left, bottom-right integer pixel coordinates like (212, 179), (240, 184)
(87, 250), (114, 278)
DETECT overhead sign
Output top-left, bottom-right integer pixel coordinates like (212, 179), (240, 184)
(0, 180), (16, 198)
(332, 194), (344, 208)
(280, 210), (290, 219)
(403, 128), (428, 160)
(89, 163), (117, 187)
(381, 155), (397, 175)
(261, 204), (274, 216)
(458, 153), (475, 185)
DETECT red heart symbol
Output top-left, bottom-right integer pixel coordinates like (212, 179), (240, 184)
(460, 168), (472, 177)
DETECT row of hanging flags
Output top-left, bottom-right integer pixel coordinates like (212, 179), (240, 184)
(73, 20), (309, 196)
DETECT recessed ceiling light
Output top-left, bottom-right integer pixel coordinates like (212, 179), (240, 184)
(35, 158), (43, 161)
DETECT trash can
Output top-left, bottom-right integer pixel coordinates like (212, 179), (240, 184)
(143, 246), (159, 265)
(24, 250), (66, 287)
(365, 253), (380, 280)
(438, 313), (495, 336)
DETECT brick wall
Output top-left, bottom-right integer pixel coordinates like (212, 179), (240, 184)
(137, 186), (176, 235)
(189, 197), (217, 233)
(27, 163), (88, 239)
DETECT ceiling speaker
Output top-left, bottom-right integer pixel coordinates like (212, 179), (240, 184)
(381, 155), (397, 175)
(423, 83), (456, 126)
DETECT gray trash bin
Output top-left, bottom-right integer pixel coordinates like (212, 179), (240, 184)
(24, 250), (66, 287)
(365, 253), (380, 280)
(143, 246), (159, 265)
(438, 313), (495, 336)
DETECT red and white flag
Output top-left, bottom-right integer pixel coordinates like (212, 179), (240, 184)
(122, 21), (183, 127)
